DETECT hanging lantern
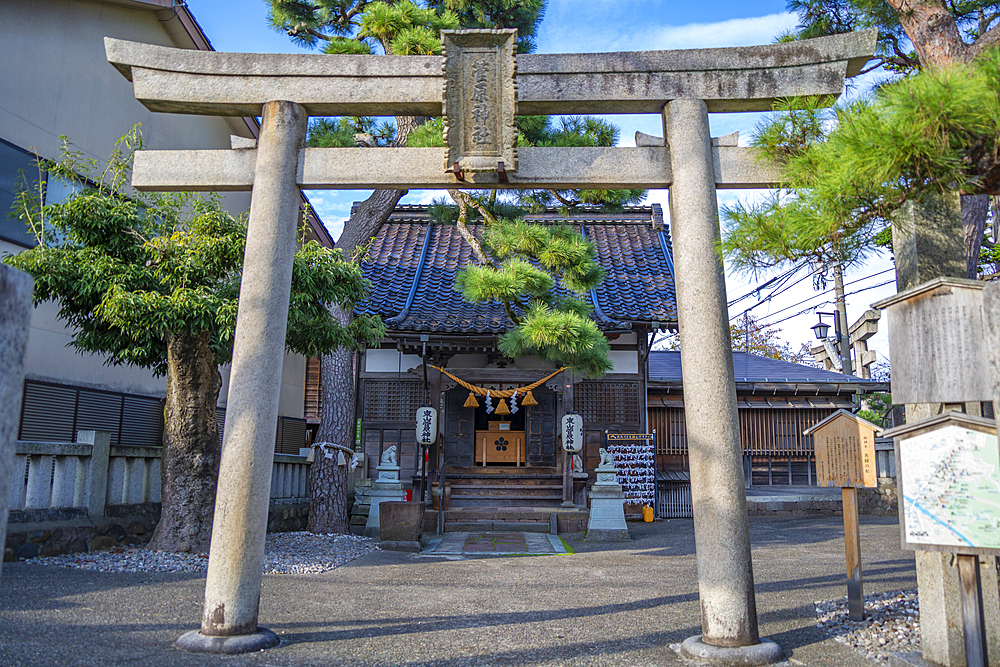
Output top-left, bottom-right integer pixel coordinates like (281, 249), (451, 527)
(415, 406), (438, 445)
(562, 413), (583, 452)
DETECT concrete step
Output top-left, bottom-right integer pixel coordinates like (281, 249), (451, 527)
(422, 508), (590, 534)
(445, 520), (552, 533)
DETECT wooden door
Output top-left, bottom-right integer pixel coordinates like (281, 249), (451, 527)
(444, 388), (475, 465)
(526, 388), (556, 466)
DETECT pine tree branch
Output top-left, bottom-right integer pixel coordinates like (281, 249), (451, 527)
(547, 189), (578, 208)
(970, 22), (1000, 58)
(504, 301), (522, 326)
(448, 189), (490, 265)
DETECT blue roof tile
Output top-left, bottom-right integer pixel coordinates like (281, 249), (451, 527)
(355, 205), (677, 334)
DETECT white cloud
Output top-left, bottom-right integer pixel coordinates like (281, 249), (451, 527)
(540, 11), (798, 54)
(644, 13), (799, 51)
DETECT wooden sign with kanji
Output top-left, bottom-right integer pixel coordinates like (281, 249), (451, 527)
(805, 409), (880, 489)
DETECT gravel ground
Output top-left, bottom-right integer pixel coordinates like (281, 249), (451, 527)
(816, 589), (920, 664)
(23, 531), (380, 575)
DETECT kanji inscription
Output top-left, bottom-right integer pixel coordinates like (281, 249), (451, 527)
(442, 29), (517, 174)
(811, 415), (878, 488)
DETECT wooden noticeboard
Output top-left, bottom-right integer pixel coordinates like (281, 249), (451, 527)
(803, 409), (881, 621)
(805, 410), (879, 489)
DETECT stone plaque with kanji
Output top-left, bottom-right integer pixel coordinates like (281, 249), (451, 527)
(873, 278), (989, 404)
(442, 29), (517, 174)
(805, 410), (879, 488)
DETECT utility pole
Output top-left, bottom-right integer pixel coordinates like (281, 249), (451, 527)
(832, 263), (854, 376)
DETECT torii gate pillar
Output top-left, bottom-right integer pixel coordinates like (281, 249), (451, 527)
(176, 100), (306, 654)
(664, 99), (782, 661)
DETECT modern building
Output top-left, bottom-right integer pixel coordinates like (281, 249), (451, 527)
(1, 0), (329, 451)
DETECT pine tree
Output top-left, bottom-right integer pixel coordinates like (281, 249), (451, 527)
(747, 0), (1000, 277)
(265, 0), (546, 533)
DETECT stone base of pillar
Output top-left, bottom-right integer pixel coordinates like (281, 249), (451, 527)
(889, 652), (939, 667)
(679, 636), (784, 666)
(363, 481), (406, 539)
(175, 628), (280, 654)
(585, 482), (630, 541)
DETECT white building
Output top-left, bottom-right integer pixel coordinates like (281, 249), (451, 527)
(1, 0), (326, 452)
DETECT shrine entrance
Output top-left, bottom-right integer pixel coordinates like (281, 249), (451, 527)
(443, 386), (555, 468)
(106, 25), (875, 656)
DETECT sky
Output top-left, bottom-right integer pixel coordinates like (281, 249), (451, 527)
(186, 0), (896, 369)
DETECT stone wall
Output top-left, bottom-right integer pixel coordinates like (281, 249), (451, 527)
(4, 500), (311, 562)
(858, 479), (898, 516)
(745, 499), (843, 517)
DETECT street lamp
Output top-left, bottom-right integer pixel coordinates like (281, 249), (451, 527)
(811, 311), (839, 340)
(811, 319), (830, 340)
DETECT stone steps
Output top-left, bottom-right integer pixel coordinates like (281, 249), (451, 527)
(422, 507), (589, 534)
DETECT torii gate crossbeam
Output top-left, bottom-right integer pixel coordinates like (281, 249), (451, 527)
(105, 29), (875, 662)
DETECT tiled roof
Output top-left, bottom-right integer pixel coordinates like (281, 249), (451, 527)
(649, 351), (881, 385)
(355, 205), (676, 334)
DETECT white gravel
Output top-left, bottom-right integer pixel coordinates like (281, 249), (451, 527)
(24, 532), (380, 575)
(815, 589), (920, 664)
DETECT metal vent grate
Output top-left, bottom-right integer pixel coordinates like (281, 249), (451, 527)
(574, 381), (640, 425)
(363, 380), (424, 422)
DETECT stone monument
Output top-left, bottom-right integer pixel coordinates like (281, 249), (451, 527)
(0, 265), (33, 580)
(364, 446), (406, 539)
(585, 448), (630, 541)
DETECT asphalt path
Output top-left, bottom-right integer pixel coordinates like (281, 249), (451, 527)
(0, 515), (915, 666)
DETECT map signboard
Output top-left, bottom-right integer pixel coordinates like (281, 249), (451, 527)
(893, 420), (1000, 554)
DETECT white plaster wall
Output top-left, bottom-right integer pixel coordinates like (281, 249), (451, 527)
(0, 0), (252, 217)
(365, 349), (423, 373)
(0, 0), (308, 417)
(608, 350), (639, 375)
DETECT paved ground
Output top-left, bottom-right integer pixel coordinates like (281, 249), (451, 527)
(0, 515), (916, 667)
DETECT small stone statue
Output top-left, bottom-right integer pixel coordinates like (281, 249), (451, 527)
(380, 445), (397, 467)
(573, 454), (584, 471)
(598, 447), (616, 470)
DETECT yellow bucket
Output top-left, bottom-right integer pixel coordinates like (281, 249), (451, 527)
(642, 505), (654, 522)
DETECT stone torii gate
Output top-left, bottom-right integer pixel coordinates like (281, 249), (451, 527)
(105, 29), (874, 660)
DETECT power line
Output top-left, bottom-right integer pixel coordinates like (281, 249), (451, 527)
(726, 263), (803, 307)
(729, 265), (815, 319)
(730, 266), (895, 323)
(757, 278), (896, 329)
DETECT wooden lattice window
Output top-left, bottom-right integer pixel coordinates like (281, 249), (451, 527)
(363, 380), (424, 423)
(649, 406), (687, 456)
(304, 357), (322, 422)
(574, 381), (640, 426)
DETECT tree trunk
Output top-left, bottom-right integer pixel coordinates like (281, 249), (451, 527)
(885, 0), (969, 67)
(307, 114), (422, 534)
(962, 193), (989, 278)
(308, 306), (357, 534)
(147, 330), (222, 553)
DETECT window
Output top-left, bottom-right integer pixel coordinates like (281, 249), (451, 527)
(0, 138), (39, 247)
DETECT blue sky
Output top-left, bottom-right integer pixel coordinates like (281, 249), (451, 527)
(187, 0), (895, 365)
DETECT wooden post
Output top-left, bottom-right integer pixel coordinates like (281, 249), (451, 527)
(563, 373), (575, 507)
(842, 486), (864, 621)
(956, 554), (987, 667)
